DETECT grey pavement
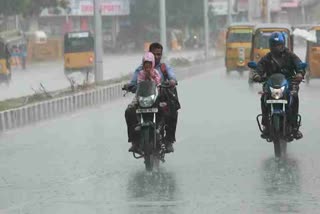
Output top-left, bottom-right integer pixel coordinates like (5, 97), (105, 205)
(0, 47), (319, 213)
(0, 49), (214, 101)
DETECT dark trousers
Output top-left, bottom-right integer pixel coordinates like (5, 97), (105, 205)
(125, 104), (178, 143)
(125, 103), (138, 142)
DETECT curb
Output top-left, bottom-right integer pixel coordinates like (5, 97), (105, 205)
(0, 83), (123, 131)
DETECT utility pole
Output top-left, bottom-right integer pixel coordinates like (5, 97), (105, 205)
(267, 0), (271, 23)
(204, 0), (209, 60)
(227, 0), (232, 26)
(94, 0), (104, 82)
(248, 0), (252, 22)
(160, 0), (167, 54)
(301, 1), (306, 24)
(15, 15), (19, 30)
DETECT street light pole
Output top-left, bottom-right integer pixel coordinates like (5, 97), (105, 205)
(204, 0), (209, 60)
(267, 0), (271, 23)
(160, 0), (167, 54)
(301, 1), (306, 24)
(248, 0), (252, 22)
(15, 15), (19, 30)
(227, 0), (232, 26)
(94, 0), (104, 82)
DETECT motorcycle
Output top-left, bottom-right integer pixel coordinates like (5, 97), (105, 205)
(184, 35), (203, 49)
(248, 61), (307, 158)
(123, 80), (171, 171)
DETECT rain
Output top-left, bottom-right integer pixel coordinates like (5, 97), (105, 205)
(0, 0), (320, 213)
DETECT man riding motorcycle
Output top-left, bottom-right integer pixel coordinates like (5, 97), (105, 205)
(124, 42), (180, 153)
(252, 32), (304, 140)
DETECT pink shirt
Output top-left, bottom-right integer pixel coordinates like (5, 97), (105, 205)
(137, 69), (161, 85)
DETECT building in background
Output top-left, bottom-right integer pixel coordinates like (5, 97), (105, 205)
(279, 0), (320, 25)
(208, 0), (237, 27)
(234, 0), (320, 25)
(280, 0), (302, 25)
(39, 0), (131, 51)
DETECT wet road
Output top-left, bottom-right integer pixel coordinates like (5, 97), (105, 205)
(0, 48), (320, 213)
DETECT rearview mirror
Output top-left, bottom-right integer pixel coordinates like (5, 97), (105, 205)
(298, 62), (307, 70)
(247, 61), (257, 69)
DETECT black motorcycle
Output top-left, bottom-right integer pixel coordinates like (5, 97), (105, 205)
(123, 81), (171, 171)
(248, 61), (306, 158)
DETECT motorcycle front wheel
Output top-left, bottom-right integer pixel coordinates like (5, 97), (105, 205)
(142, 127), (159, 171)
(272, 115), (287, 158)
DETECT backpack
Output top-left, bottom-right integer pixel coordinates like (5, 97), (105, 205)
(159, 63), (181, 111)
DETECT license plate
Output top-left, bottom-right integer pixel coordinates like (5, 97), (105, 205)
(136, 108), (158, 113)
(266, 100), (288, 104)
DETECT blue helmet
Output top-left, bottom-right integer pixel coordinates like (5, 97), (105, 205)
(269, 32), (285, 48)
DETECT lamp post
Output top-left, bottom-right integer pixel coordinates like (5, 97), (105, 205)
(160, 0), (167, 54)
(228, 0), (232, 26)
(204, 0), (209, 60)
(94, 0), (104, 82)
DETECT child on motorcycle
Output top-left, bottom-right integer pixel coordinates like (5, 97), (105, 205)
(137, 52), (161, 85)
(127, 52), (161, 153)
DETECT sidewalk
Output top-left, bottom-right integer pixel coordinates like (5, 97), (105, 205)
(0, 49), (216, 101)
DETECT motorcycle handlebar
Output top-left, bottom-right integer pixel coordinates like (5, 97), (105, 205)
(122, 81), (176, 93)
(159, 83), (172, 88)
(122, 84), (136, 93)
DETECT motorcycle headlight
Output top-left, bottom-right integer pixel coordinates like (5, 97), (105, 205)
(270, 86), (285, 99)
(138, 95), (156, 107)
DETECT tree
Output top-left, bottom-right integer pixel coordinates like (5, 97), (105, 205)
(0, 0), (69, 17)
(0, 0), (29, 16)
(130, 0), (159, 27)
(24, 0), (69, 16)
(129, 0), (159, 45)
(130, 0), (204, 29)
(166, 0), (203, 29)
(129, 0), (208, 46)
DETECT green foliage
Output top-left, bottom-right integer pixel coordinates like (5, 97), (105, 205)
(129, 0), (159, 42)
(130, 0), (205, 29)
(130, 0), (159, 26)
(0, 0), (29, 16)
(24, 0), (61, 16)
(170, 57), (191, 67)
(0, 0), (70, 16)
(166, 0), (203, 28)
